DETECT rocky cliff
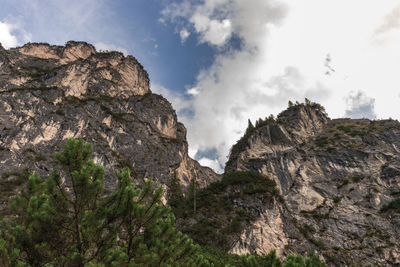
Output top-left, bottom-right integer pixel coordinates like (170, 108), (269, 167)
(1, 41), (400, 266)
(225, 101), (400, 266)
(0, 41), (219, 213)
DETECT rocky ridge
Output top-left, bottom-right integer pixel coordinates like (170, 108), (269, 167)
(225, 101), (400, 266)
(1, 41), (400, 266)
(0, 41), (219, 212)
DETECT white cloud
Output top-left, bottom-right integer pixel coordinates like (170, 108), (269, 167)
(198, 157), (224, 174)
(2, 0), (123, 50)
(0, 21), (18, 48)
(179, 28), (190, 43)
(151, 83), (190, 113)
(162, 0), (400, 172)
(186, 87), (200, 96)
(0, 20), (31, 48)
(373, 3), (400, 43)
(191, 16), (232, 46)
(95, 42), (128, 55)
(345, 91), (376, 119)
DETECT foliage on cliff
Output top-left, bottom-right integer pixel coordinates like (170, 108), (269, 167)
(170, 171), (283, 251)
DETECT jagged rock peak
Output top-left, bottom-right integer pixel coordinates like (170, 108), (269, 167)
(223, 99), (400, 265)
(276, 99), (330, 143)
(1, 41), (150, 98)
(18, 41), (96, 62)
(226, 100), (330, 172)
(0, 40), (219, 203)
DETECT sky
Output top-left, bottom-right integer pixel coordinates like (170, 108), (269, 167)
(1, 0), (400, 173)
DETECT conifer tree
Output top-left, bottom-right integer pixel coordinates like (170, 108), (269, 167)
(246, 119), (255, 135)
(0, 138), (203, 266)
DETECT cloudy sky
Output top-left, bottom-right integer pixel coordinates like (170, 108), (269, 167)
(1, 0), (400, 173)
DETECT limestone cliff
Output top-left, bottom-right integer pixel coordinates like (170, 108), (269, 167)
(225, 101), (400, 266)
(0, 41), (219, 212)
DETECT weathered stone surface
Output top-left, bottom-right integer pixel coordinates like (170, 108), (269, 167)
(226, 102), (400, 266)
(0, 42), (219, 211)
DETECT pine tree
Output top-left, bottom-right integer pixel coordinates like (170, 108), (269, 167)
(245, 119), (255, 135)
(167, 171), (184, 208)
(167, 171), (185, 217)
(0, 138), (203, 266)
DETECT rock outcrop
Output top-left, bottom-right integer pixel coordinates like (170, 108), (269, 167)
(225, 102), (400, 266)
(1, 41), (400, 266)
(0, 41), (219, 212)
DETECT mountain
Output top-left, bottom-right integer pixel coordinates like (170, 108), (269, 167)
(219, 101), (400, 265)
(1, 41), (400, 266)
(0, 41), (219, 213)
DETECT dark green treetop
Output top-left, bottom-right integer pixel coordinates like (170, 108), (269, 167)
(0, 138), (202, 266)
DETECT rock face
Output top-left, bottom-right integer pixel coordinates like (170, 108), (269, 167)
(1, 41), (400, 266)
(0, 41), (219, 212)
(226, 102), (400, 266)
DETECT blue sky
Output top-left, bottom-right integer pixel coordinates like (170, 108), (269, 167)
(1, 0), (400, 172)
(0, 0), (215, 93)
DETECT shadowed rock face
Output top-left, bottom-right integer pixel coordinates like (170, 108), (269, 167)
(226, 102), (400, 266)
(0, 41), (219, 211)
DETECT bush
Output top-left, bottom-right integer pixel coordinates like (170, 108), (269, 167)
(381, 198), (400, 213)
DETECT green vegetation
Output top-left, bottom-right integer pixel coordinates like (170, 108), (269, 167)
(23, 148), (47, 162)
(315, 137), (329, 147)
(226, 116), (275, 168)
(100, 104), (128, 122)
(351, 175), (364, 183)
(334, 121), (384, 137)
(226, 120), (257, 168)
(0, 139), (201, 266)
(22, 65), (57, 81)
(55, 108), (65, 116)
(0, 139), (326, 266)
(1, 86), (57, 93)
(381, 198), (400, 213)
(333, 196), (342, 204)
(200, 247), (325, 267)
(171, 171), (282, 250)
(0, 168), (30, 193)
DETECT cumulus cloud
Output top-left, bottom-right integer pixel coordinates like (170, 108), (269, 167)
(179, 28), (190, 43)
(162, 0), (297, 170)
(0, 21), (18, 48)
(161, 0), (400, 172)
(151, 83), (191, 114)
(2, 0), (125, 52)
(198, 157), (224, 174)
(0, 20), (31, 48)
(373, 3), (400, 43)
(95, 42), (128, 55)
(345, 91), (376, 119)
(162, 0), (236, 47)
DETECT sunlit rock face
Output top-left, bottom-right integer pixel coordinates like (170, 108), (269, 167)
(225, 102), (400, 266)
(0, 41), (219, 211)
(4, 41), (150, 98)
